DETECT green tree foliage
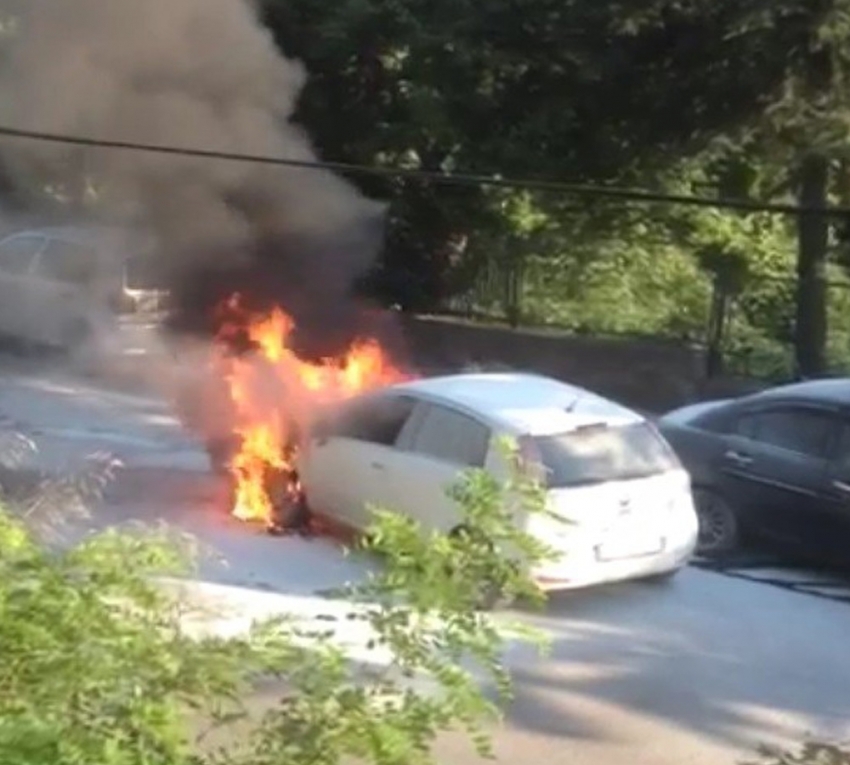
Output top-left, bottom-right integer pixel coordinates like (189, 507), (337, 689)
(0, 443), (553, 765)
(261, 0), (850, 378)
(744, 739), (850, 765)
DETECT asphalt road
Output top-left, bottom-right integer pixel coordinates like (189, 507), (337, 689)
(1, 353), (849, 765)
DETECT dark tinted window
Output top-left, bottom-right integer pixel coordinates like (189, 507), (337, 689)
(735, 408), (832, 458)
(36, 239), (99, 284)
(331, 395), (415, 446)
(692, 406), (735, 433)
(527, 421), (679, 489)
(0, 235), (43, 274)
(408, 404), (490, 467)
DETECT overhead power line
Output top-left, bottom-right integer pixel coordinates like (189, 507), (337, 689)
(0, 124), (847, 217)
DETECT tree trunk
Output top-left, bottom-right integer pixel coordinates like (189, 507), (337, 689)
(705, 274), (729, 379)
(794, 153), (829, 378)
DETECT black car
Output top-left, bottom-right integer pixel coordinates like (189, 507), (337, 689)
(658, 378), (850, 566)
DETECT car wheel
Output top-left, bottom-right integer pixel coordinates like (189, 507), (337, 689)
(693, 487), (739, 555)
(268, 484), (312, 535)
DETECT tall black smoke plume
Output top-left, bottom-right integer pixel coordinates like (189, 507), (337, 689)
(0, 0), (395, 358)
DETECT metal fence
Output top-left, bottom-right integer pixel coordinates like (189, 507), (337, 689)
(438, 254), (850, 382)
(441, 257), (523, 326)
(439, 252), (714, 339)
(717, 277), (850, 380)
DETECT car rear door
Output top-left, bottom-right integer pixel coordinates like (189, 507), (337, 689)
(0, 233), (47, 341)
(29, 237), (102, 346)
(384, 400), (493, 533)
(300, 394), (417, 530)
(718, 403), (836, 552)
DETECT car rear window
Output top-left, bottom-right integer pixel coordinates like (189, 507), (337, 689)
(524, 421), (679, 488)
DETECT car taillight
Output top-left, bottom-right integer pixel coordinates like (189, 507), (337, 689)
(517, 435), (547, 479)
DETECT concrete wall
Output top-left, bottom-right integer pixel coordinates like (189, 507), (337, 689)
(402, 315), (708, 413)
(95, 312), (763, 415)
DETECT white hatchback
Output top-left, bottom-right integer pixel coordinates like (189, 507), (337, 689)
(299, 372), (699, 591)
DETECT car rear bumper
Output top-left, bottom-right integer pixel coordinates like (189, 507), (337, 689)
(529, 523), (698, 591)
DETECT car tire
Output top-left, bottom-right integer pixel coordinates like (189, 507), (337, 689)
(693, 487), (740, 556)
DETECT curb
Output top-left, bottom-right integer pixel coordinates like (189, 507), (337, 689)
(160, 577), (395, 666)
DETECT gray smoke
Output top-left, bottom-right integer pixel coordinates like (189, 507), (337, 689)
(0, 0), (388, 348)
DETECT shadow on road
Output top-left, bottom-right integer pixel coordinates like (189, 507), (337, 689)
(497, 570), (850, 751)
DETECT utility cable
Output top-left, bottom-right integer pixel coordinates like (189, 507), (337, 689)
(0, 124), (847, 217)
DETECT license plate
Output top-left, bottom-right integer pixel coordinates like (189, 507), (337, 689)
(596, 536), (664, 561)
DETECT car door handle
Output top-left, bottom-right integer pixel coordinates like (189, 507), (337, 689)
(724, 449), (753, 466)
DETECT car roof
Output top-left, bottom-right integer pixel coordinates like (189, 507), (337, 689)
(0, 225), (140, 247)
(32, 226), (102, 243)
(385, 372), (643, 435)
(748, 377), (850, 406)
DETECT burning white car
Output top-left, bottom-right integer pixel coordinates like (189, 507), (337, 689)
(180, 300), (696, 593)
(297, 372), (699, 591)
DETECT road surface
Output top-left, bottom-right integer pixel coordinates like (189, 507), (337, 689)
(1, 354), (848, 765)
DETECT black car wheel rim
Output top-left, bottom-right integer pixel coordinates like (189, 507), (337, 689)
(695, 491), (736, 553)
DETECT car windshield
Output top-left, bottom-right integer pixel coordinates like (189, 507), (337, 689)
(525, 421), (679, 489)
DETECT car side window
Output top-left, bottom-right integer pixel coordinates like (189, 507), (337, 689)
(408, 403), (490, 467)
(734, 407), (833, 459)
(0, 235), (44, 275)
(331, 395), (416, 447)
(36, 239), (99, 285)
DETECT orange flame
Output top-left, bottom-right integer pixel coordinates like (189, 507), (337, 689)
(214, 295), (408, 526)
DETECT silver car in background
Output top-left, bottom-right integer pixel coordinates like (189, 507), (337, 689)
(0, 225), (168, 364)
